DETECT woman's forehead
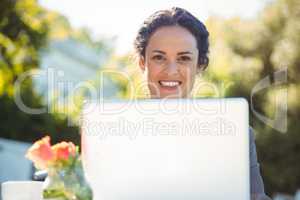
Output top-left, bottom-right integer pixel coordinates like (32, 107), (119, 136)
(146, 26), (198, 54)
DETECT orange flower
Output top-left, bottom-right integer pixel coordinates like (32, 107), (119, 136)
(52, 141), (76, 161)
(25, 136), (54, 170)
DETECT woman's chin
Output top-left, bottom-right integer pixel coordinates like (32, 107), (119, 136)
(149, 86), (189, 99)
(153, 92), (185, 99)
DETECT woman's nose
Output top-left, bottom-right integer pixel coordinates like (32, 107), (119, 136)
(165, 61), (179, 75)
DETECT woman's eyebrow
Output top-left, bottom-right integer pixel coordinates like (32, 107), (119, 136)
(177, 51), (193, 55)
(152, 50), (166, 54)
(151, 50), (193, 55)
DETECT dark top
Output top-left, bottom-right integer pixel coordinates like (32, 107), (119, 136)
(249, 127), (272, 200)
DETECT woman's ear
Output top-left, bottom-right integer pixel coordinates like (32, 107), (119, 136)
(139, 56), (145, 72)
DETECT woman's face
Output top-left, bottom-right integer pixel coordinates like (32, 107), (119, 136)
(139, 25), (200, 99)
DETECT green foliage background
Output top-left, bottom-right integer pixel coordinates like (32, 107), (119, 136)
(0, 0), (80, 144)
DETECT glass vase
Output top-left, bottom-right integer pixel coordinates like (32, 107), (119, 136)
(43, 157), (93, 200)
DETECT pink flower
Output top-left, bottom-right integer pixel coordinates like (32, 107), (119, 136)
(25, 136), (54, 169)
(52, 141), (76, 161)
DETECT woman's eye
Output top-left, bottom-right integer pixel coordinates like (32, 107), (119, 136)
(178, 56), (191, 62)
(152, 55), (165, 61)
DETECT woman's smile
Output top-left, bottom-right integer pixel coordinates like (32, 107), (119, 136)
(158, 80), (182, 87)
(158, 80), (182, 94)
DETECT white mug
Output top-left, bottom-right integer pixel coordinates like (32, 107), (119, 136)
(1, 181), (43, 200)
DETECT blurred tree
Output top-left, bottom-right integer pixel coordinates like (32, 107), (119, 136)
(103, 53), (149, 99)
(218, 0), (300, 194)
(205, 0), (300, 196)
(0, 0), (79, 144)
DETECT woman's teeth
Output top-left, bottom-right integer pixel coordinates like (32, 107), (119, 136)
(159, 81), (181, 87)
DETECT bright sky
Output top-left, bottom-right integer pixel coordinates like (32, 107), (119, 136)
(40, 0), (269, 55)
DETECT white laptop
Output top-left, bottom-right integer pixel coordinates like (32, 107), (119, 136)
(81, 98), (250, 200)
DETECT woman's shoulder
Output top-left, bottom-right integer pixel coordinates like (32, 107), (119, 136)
(248, 126), (258, 164)
(249, 126), (256, 142)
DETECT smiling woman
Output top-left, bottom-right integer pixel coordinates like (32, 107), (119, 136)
(133, 7), (272, 200)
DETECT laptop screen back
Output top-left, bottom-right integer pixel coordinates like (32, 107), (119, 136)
(81, 98), (250, 200)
